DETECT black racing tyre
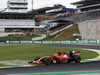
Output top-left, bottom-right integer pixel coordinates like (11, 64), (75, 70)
(44, 58), (51, 65)
(51, 60), (53, 64)
(34, 57), (40, 61)
(67, 60), (71, 63)
(75, 56), (81, 63)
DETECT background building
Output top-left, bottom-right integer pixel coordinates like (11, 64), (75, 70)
(6, 0), (28, 13)
(0, 0), (35, 33)
(0, 0), (36, 32)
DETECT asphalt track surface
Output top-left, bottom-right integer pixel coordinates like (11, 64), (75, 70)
(0, 43), (100, 75)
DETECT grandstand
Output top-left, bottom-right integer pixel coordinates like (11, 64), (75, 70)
(34, 6), (77, 33)
(0, 19), (35, 32)
(0, 12), (36, 32)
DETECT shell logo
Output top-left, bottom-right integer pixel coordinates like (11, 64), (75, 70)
(51, 57), (53, 60)
(60, 58), (62, 61)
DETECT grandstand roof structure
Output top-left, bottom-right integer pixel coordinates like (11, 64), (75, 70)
(46, 8), (77, 14)
(71, 0), (100, 12)
(34, 4), (66, 14)
(72, 0), (100, 5)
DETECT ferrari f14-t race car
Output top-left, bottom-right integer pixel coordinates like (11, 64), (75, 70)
(28, 51), (81, 65)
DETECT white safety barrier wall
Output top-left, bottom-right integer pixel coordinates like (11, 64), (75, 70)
(70, 10), (100, 40)
(78, 19), (100, 40)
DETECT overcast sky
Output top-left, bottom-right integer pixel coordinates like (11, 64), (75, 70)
(0, 0), (81, 10)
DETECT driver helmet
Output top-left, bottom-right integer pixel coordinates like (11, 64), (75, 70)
(58, 52), (61, 55)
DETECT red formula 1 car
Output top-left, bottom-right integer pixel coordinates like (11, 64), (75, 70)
(28, 51), (81, 65)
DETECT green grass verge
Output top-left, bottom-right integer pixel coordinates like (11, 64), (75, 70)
(0, 35), (40, 41)
(0, 25), (80, 41)
(42, 26), (80, 41)
(0, 45), (98, 61)
(0, 64), (11, 67)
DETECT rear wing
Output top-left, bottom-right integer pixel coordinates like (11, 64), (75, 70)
(75, 51), (80, 56)
(70, 51), (80, 57)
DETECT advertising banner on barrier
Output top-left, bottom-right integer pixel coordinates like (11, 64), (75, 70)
(61, 41), (70, 44)
(6, 40), (99, 44)
(88, 40), (97, 43)
(33, 41), (42, 44)
(78, 40), (88, 43)
(70, 41), (78, 43)
(21, 41), (32, 43)
(52, 41), (61, 44)
(7, 41), (20, 43)
(43, 41), (52, 44)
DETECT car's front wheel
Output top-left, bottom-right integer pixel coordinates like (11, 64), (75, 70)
(44, 58), (51, 65)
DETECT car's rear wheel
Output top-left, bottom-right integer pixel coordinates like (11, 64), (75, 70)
(34, 57), (40, 61)
(75, 56), (81, 63)
(44, 58), (51, 65)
